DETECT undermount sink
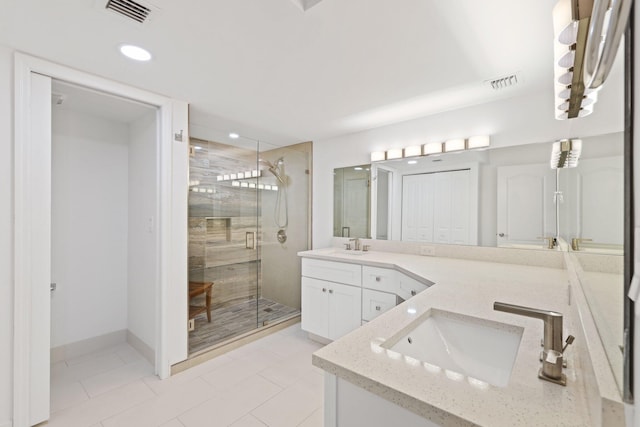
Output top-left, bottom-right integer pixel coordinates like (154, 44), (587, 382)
(331, 250), (368, 256)
(380, 309), (523, 387)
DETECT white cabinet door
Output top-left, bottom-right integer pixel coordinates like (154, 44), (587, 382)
(301, 277), (330, 338)
(362, 289), (397, 321)
(497, 164), (556, 247)
(328, 282), (362, 340)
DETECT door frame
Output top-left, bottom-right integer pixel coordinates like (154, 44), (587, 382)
(13, 52), (187, 426)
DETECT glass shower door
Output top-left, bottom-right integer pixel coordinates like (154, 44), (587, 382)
(187, 137), (260, 354)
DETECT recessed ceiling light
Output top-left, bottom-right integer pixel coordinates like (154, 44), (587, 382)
(407, 160), (418, 165)
(119, 44), (152, 61)
(194, 146), (203, 150)
(354, 167), (363, 171)
(229, 132), (240, 139)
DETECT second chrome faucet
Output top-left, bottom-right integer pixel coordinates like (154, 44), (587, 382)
(494, 301), (574, 386)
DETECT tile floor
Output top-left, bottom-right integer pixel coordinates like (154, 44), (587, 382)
(47, 323), (325, 427)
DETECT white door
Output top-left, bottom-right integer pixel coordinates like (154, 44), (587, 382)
(497, 164), (556, 247)
(29, 72), (52, 425)
(402, 174), (435, 241)
(301, 277), (330, 338)
(328, 282), (362, 340)
(576, 156), (624, 245)
(343, 174), (370, 237)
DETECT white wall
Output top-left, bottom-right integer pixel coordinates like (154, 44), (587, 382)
(51, 108), (129, 347)
(127, 110), (159, 350)
(313, 91), (624, 249)
(0, 44), (13, 427)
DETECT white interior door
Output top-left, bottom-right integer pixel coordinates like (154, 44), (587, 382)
(29, 72), (52, 425)
(343, 175), (369, 237)
(576, 156), (624, 245)
(497, 164), (556, 247)
(402, 174), (435, 241)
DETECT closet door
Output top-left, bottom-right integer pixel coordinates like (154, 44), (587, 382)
(401, 174), (435, 242)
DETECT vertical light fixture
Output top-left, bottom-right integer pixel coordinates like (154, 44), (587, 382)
(371, 151), (386, 162)
(444, 139), (466, 152)
(466, 135), (491, 149)
(403, 145), (422, 157)
(552, 0), (597, 120)
(422, 142), (443, 155)
(386, 148), (403, 160)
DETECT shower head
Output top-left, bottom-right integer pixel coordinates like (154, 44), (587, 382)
(259, 158), (285, 184)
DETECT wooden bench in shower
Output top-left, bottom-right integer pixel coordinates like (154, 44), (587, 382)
(189, 281), (213, 322)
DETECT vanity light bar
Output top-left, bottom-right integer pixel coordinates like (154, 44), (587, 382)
(370, 135), (490, 162)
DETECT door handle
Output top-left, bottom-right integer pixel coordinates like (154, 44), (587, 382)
(498, 233), (505, 237)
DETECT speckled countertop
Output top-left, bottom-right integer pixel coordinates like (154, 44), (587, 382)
(301, 248), (592, 427)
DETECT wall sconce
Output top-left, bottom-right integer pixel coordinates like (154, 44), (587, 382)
(386, 148), (403, 160)
(444, 139), (466, 152)
(370, 135), (490, 162)
(552, 0), (596, 120)
(370, 151), (386, 162)
(423, 142), (443, 155)
(403, 145), (422, 157)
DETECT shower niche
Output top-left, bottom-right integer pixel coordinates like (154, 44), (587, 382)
(187, 137), (311, 355)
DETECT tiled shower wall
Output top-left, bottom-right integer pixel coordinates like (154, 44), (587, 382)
(188, 138), (261, 308)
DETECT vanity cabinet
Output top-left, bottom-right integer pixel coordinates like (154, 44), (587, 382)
(301, 259), (362, 340)
(301, 257), (431, 340)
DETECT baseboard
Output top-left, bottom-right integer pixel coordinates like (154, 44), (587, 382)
(126, 330), (155, 365)
(51, 330), (127, 363)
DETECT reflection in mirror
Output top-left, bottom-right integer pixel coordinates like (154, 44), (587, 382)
(333, 165), (371, 238)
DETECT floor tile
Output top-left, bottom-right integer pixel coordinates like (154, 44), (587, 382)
(200, 351), (282, 392)
(251, 378), (321, 427)
(159, 419), (185, 427)
(102, 378), (218, 427)
(178, 375), (282, 427)
(229, 414), (268, 427)
(50, 380), (89, 413)
(81, 359), (154, 397)
(258, 351), (318, 388)
(143, 354), (234, 395)
(52, 353), (125, 386)
(46, 381), (155, 427)
(116, 344), (146, 364)
(298, 408), (323, 427)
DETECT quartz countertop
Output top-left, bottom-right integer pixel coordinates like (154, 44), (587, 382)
(300, 248), (592, 427)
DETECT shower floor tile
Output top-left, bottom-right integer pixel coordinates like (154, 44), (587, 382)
(188, 298), (300, 354)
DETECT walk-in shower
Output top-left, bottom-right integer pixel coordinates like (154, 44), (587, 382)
(187, 136), (311, 355)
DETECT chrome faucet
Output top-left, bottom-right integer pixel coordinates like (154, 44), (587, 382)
(494, 302), (574, 386)
(349, 238), (361, 251)
(537, 236), (557, 250)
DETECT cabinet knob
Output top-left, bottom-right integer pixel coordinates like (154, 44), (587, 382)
(322, 288), (327, 292)
(411, 290), (416, 296)
(329, 289), (334, 294)
(375, 276), (381, 282)
(375, 305), (381, 311)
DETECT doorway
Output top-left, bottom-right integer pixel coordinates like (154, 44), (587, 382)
(14, 53), (189, 426)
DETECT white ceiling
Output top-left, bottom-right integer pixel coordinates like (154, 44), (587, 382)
(0, 0), (622, 146)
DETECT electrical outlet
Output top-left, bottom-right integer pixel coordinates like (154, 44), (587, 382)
(420, 245), (435, 256)
(188, 319), (195, 332)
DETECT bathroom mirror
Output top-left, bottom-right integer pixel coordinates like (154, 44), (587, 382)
(333, 165), (371, 238)
(361, 132), (623, 250)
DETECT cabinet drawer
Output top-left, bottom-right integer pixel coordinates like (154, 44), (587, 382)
(362, 266), (397, 293)
(302, 258), (362, 286)
(397, 273), (430, 300)
(362, 288), (397, 321)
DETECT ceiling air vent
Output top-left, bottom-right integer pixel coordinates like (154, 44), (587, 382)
(105, 0), (152, 23)
(486, 73), (519, 90)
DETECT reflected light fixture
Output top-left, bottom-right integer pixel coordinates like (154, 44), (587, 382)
(370, 135), (490, 162)
(229, 132), (240, 139)
(119, 44), (152, 61)
(550, 139), (582, 168)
